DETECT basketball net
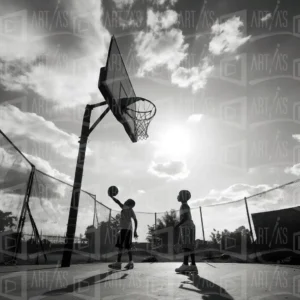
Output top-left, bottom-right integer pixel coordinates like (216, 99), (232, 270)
(124, 97), (156, 141)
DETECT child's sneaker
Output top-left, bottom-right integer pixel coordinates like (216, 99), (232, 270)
(175, 264), (189, 273)
(108, 262), (122, 270)
(124, 262), (134, 269)
(187, 265), (198, 274)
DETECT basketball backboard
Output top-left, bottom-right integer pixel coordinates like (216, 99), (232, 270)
(98, 36), (137, 143)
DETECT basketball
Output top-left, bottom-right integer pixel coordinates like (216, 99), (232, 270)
(108, 186), (119, 197)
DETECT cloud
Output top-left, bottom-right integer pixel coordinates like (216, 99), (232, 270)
(138, 189), (146, 194)
(285, 164), (300, 176)
(148, 160), (189, 180)
(171, 16), (249, 92)
(0, 1), (110, 107)
(1, 104), (92, 159)
(209, 16), (251, 56)
(292, 134), (300, 142)
(187, 114), (203, 123)
(0, 141), (72, 199)
(135, 9), (188, 76)
(25, 154), (72, 184)
(190, 183), (276, 207)
(0, 140), (92, 236)
(261, 13), (272, 22)
(171, 57), (214, 92)
(147, 9), (178, 30)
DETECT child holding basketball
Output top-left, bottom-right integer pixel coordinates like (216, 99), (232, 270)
(174, 190), (197, 274)
(108, 187), (138, 270)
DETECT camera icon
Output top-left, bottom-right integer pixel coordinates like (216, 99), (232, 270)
(220, 233), (248, 261)
(0, 231), (16, 257)
(73, 12), (96, 39)
(293, 15), (300, 38)
(220, 140), (248, 172)
(153, 226), (174, 260)
(292, 146), (300, 169)
(0, 272), (27, 300)
(291, 186), (300, 211)
(0, 10), (27, 41)
(293, 59), (300, 81)
(223, 236), (236, 250)
(220, 54), (247, 86)
(77, 239), (89, 252)
(220, 97), (247, 129)
(292, 102), (300, 125)
(73, 273), (99, 300)
(220, 271), (247, 299)
(151, 236), (163, 251)
(293, 275), (300, 298)
(293, 232), (300, 255)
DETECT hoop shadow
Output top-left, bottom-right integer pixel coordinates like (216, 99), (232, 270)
(179, 274), (234, 300)
(43, 270), (128, 296)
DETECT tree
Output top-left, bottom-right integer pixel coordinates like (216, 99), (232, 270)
(0, 210), (17, 232)
(147, 210), (180, 253)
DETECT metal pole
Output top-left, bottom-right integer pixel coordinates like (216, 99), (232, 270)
(199, 206), (205, 243)
(109, 209), (112, 224)
(13, 166), (35, 263)
(61, 104), (109, 267)
(93, 196), (96, 228)
(61, 105), (92, 267)
(153, 213), (157, 256)
(244, 197), (258, 262)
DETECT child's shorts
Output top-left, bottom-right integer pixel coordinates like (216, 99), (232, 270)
(115, 229), (132, 249)
(179, 223), (195, 250)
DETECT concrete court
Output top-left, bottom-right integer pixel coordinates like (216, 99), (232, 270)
(0, 263), (300, 299)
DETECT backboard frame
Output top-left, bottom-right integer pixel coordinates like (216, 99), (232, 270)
(98, 36), (137, 143)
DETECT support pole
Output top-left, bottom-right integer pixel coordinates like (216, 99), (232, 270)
(61, 103), (109, 268)
(244, 197), (258, 262)
(61, 105), (92, 267)
(154, 213), (157, 256)
(109, 209), (112, 224)
(93, 197), (96, 228)
(13, 166), (35, 263)
(199, 207), (205, 243)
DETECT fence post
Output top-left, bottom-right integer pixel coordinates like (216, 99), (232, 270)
(13, 165), (36, 263)
(199, 206), (205, 244)
(244, 197), (258, 262)
(109, 209), (112, 223)
(93, 196), (96, 227)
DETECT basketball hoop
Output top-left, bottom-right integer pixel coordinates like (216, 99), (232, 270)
(121, 97), (156, 141)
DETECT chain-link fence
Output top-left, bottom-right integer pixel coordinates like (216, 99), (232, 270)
(0, 130), (98, 265)
(93, 184), (300, 264)
(1, 129), (300, 265)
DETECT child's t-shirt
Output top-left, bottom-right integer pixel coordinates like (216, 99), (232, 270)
(180, 203), (193, 226)
(120, 207), (136, 230)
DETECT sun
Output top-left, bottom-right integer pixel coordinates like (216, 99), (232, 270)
(155, 125), (191, 160)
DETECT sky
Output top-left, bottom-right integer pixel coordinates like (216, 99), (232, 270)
(1, 0), (300, 242)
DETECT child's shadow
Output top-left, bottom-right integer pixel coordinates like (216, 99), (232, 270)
(43, 270), (128, 296)
(179, 274), (234, 300)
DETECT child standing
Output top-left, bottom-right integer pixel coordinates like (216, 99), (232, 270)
(108, 194), (138, 270)
(174, 190), (197, 274)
